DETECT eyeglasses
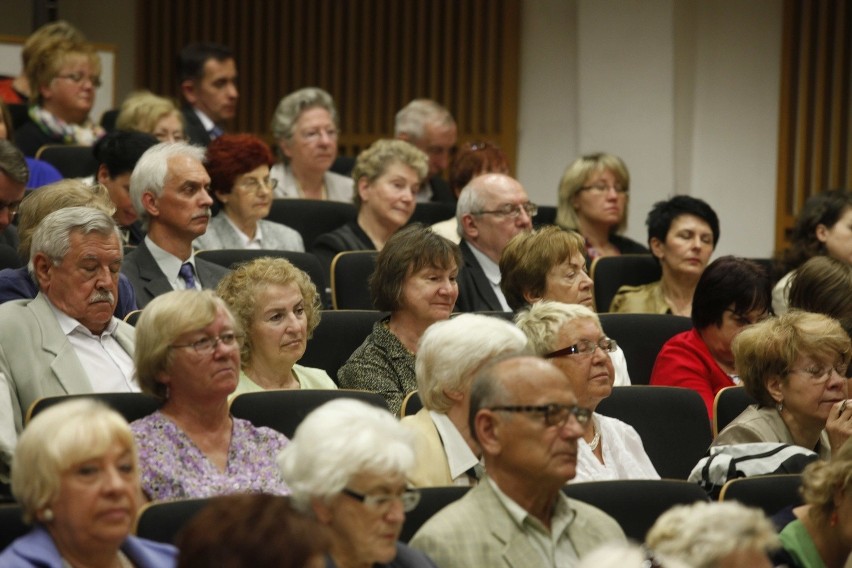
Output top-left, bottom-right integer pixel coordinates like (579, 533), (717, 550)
(297, 127), (339, 144)
(237, 177), (278, 194)
(544, 337), (617, 359)
(54, 72), (102, 88)
(474, 202), (538, 219)
(0, 200), (21, 219)
(580, 182), (627, 194)
(170, 332), (245, 355)
(490, 403), (592, 427)
(788, 361), (849, 384)
(724, 309), (769, 327)
(341, 487), (421, 513)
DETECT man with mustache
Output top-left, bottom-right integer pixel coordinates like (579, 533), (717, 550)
(0, 207), (137, 481)
(410, 355), (626, 567)
(122, 142), (228, 308)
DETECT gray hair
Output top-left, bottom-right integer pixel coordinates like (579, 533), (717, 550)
(129, 142), (206, 229)
(270, 87), (338, 141)
(514, 301), (601, 356)
(0, 140), (29, 185)
(394, 99), (454, 140)
(454, 174), (503, 239)
(28, 206), (119, 275)
(416, 314), (529, 413)
(277, 399), (415, 513)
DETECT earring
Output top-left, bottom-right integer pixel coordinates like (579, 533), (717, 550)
(41, 508), (54, 522)
(776, 401), (783, 413)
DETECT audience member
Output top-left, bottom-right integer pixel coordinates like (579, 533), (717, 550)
(556, 152), (647, 259)
(269, 87), (353, 202)
(0, 101), (61, 190)
(193, 133), (303, 251)
(409, 355), (627, 564)
(650, 256), (772, 419)
(714, 311), (851, 459)
(773, 189), (852, 315)
(312, 139), (427, 283)
(0, 400), (177, 567)
(338, 224), (460, 414)
(279, 399), (436, 567)
(131, 290), (289, 500)
(115, 90), (186, 142)
(788, 255), (852, 337)
(177, 43), (238, 146)
(123, 142), (229, 308)
(402, 313), (528, 486)
(577, 544), (688, 568)
(610, 195), (719, 316)
(0, 207), (136, 481)
(217, 256), (336, 395)
(516, 301), (658, 481)
(0, 140), (26, 252)
(500, 225), (632, 385)
(454, 173), (536, 312)
(394, 99), (457, 203)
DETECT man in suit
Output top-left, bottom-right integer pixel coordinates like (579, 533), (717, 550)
(0, 207), (137, 480)
(0, 141), (27, 256)
(409, 355), (626, 566)
(178, 43), (238, 147)
(395, 99), (457, 204)
(123, 142), (228, 308)
(455, 173), (535, 312)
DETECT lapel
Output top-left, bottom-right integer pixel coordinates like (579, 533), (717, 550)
(474, 480), (547, 568)
(30, 294), (94, 395)
(134, 241), (175, 300)
(460, 241), (502, 310)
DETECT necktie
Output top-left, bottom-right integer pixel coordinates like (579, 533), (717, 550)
(209, 126), (224, 140)
(179, 262), (197, 290)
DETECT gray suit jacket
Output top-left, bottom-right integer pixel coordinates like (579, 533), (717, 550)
(121, 240), (230, 308)
(193, 214), (305, 252)
(455, 240), (506, 312)
(409, 477), (626, 567)
(0, 294), (135, 481)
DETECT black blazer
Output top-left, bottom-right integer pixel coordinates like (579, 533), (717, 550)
(455, 240), (506, 312)
(181, 107), (212, 147)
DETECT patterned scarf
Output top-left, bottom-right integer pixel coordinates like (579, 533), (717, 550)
(29, 105), (105, 146)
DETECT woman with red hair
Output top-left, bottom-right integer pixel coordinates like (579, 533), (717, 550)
(194, 133), (304, 251)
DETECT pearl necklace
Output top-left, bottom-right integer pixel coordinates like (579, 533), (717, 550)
(588, 416), (601, 451)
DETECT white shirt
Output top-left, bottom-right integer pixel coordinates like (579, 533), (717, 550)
(193, 108), (216, 134)
(145, 236), (201, 291)
(222, 214), (263, 249)
(467, 242), (511, 311)
(430, 410), (481, 486)
(430, 217), (461, 243)
(570, 413), (659, 483)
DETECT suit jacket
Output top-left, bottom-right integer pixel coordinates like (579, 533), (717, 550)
(121, 240), (230, 308)
(181, 106), (212, 147)
(429, 176), (456, 204)
(193, 214), (305, 252)
(455, 240), (506, 312)
(0, 293), (136, 481)
(409, 477), (626, 567)
(401, 408), (455, 487)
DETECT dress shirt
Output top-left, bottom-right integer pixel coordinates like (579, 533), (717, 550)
(430, 217), (461, 243)
(192, 108), (217, 135)
(430, 411), (480, 486)
(145, 236), (201, 291)
(222, 214), (263, 249)
(467, 243), (511, 311)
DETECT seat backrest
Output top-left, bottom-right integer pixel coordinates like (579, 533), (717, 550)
(0, 504), (29, 551)
(713, 386), (759, 437)
(26, 393), (162, 426)
(230, 389), (387, 438)
(35, 145), (99, 179)
(407, 202), (456, 226)
(533, 205), (557, 227)
(399, 486), (470, 543)
(331, 251), (378, 309)
(596, 386), (713, 479)
(134, 497), (211, 544)
(266, 199), (357, 250)
(300, 309), (385, 380)
(598, 313), (692, 385)
(400, 390), (422, 417)
(718, 474), (803, 516)
(563, 479), (709, 541)
(591, 254), (660, 313)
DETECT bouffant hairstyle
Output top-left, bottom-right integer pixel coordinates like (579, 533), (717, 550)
(205, 134), (275, 202)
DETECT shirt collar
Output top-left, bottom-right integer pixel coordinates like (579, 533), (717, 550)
(487, 476), (576, 533)
(429, 410), (480, 480)
(467, 243), (502, 285)
(192, 108), (216, 132)
(44, 293), (119, 338)
(145, 235), (196, 279)
(222, 213), (263, 247)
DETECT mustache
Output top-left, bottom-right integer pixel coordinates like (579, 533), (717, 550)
(89, 290), (116, 305)
(195, 208), (212, 219)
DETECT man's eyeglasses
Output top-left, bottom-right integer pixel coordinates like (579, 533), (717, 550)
(55, 72), (102, 88)
(0, 201), (21, 219)
(341, 487), (421, 513)
(580, 182), (627, 194)
(788, 361), (849, 384)
(237, 177), (278, 194)
(544, 338), (617, 359)
(490, 403), (592, 427)
(170, 332), (245, 355)
(474, 202), (538, 219)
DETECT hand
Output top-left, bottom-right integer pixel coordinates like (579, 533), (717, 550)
(825, 399), (852, 451)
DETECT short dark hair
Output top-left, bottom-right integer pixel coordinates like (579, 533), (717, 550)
(177, 42), (234, 83)
(646, 195), (720, 249)
(691, 256), (772, 330)
(92, 130), (159, 178)
(369, 224), (461, 312)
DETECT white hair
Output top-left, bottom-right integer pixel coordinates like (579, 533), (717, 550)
(27, 206), (119, 276)
(514, 301), (601, 356)
(577, 544), (690, 568)
(270, 87), (338, 141)
(394, 99), (454, 139)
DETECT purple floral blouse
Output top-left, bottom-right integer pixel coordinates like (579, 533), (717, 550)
(131, 411), (290, 500)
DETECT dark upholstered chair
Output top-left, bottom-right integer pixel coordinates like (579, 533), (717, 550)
(719, 474), (803, 516)
(134, 498), (212, 544)
(35, 145), (98, 179)
(713, 386), (759, 437)
(26, 393), (161, 426)
(266, 199), (356, 250)
(591, 254), (660, 313)
(330, 251), (378, 310)
(300, 309), (385, 381)
(399, 486), (470, 543)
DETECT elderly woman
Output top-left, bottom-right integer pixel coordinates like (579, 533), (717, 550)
(788, 255), (852, 338)
(555, 152), (647, 259)
(269, 87), (352, 201)
(772, 439), (852, 568)
(130, 289), (290, 500)
(217, 256), (336, 395)
(713, 311), (851, 459)
(338, 224), (460, 414)
(516, 301), (658, 482)
(0, 399), (177, 567)
(14, 34), (104, 156)
(312, 139), (428, 282)
(277, 399), (437, 568)
(402, 313), (528, 487)
(500, 225), (632, 385)
(115, 90), (186, 143)
(650, 256), (772, 419)
(610, 195), (720, 316)
(193, 134), (304, 252)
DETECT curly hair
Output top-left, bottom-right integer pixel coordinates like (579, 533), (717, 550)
(205, 133), (275, 200)
(800, 438), (852, 525)
(776, 189), (852, 274)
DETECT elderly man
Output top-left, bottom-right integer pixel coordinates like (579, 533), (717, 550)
(402, 313), (528, 487)
(0, 141), (27, 255)
(122, 142), (228, 308)
(395, 99), (457, 203)
(454, 173), (535, 312)
(178, 43), (238, 146)
(410, 355), (626, 566)
(0, 207), (137, 480)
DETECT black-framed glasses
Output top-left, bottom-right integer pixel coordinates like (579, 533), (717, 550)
(474, 202), (538, 219)
(54, 72), (102, 88)
(341, 487), (421, 513)
(170, 332), (245, 355)
(580, 182), (627, 194)
(490, 403), (592, 427)
(544, 338), (617, 359)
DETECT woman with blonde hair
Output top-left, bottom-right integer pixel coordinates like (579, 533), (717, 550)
(115, 90), (186, 143)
